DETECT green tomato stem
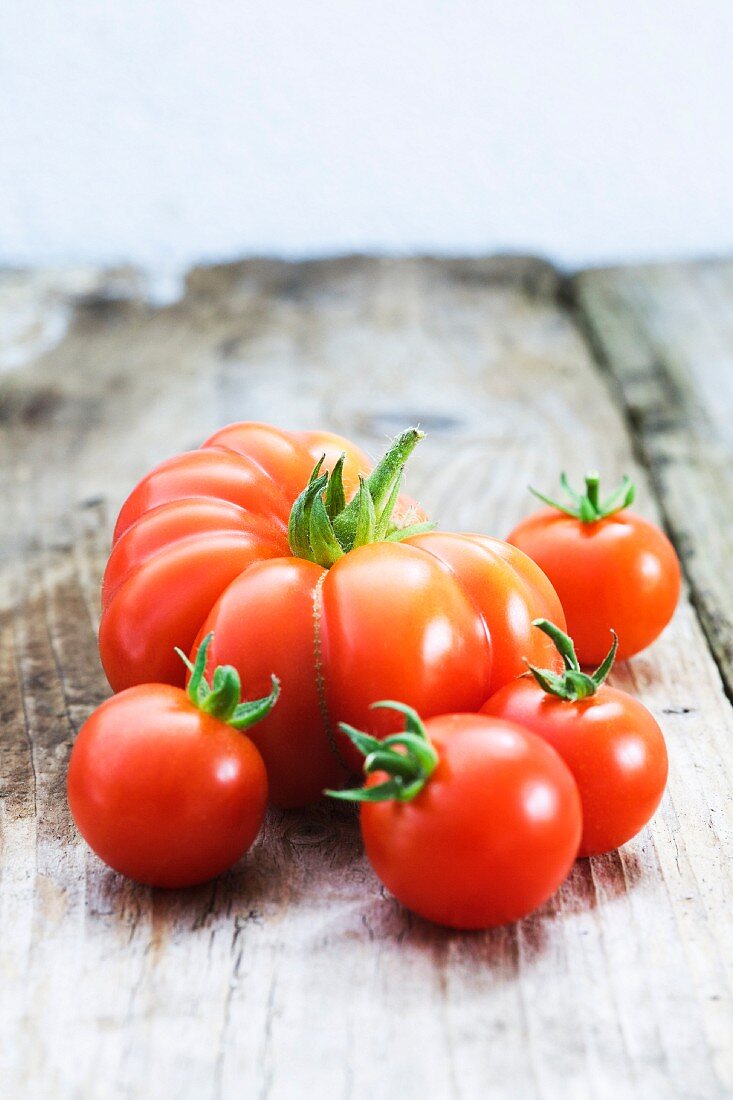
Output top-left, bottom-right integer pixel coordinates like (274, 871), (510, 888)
(529, 471), (636, 524)
(175, 633), (280, 729)
(526, 619), (618, 702)
(288, 428), (433, 567)
(325, 701), (438, 803)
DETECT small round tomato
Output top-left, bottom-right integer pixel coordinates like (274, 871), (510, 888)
(330, 702), (581, 929)
(507, 472), (681, 664)
(67, 636), (277, 887)
(482, 620), (668, 856)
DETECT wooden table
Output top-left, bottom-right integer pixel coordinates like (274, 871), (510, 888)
(1, 257), (732, 1100)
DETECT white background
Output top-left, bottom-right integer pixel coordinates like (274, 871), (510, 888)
(2, 1), (732, 270)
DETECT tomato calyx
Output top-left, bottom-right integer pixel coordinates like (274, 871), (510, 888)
(526, 619), (618, 701)
(288, 428), (434, 567)
(175, 633), (280, 729)
(529, 471), (636, 523)
(325, 701), (438, 803)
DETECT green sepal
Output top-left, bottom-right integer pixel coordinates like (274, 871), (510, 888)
(325, 700), (438, 804)
(175, 633), (212, 706)
(332, 428), (424, 547)
(526, 619), (618, 702)
(287, 428), (428, 568)
(338, 723), (383, 758)
(529, 471), (637, 524)
(175, 633), (280, 729)
(288, 471), (328, 559)
(563, 670), (598, 700)
(228, 675), (280, 729)
(374, 471), (404, 540)
(353, 476), (376, 547)
(326, 777), (409, 803)
(591, 630), (619, 686)
(324, 454), (346, 519)
(385, 521), (436, 542)
(308, 456), (325, 484)
(601, 476), (635, 515)
(370, 698), (426, 736)
(309, 492), (345, 566)
(205, 663), (242, 718)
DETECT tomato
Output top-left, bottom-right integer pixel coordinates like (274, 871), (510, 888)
(407, 532), (566, 693)
(196, 530), (564, 806)
(67, 636), (277, 887)
(329, 702), (582, 929)
(101, 422), (413, 690)
(100, 423), (565, 808)
(482, 619), (668, 856)
(197, 541), (491, 803)
(507, 472), (680, 665)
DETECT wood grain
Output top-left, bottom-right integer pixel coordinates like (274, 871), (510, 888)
(574, 261), (733, 701)
(1, 257), (732, 1100)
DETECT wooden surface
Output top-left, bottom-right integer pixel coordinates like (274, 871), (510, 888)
(1, 256), (732, 1100)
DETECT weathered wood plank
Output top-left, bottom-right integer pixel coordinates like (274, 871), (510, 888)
(573, 261), (733, 701)
(1, 257), (732, 1100)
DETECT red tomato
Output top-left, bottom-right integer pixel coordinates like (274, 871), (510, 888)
(67, 637), (276, 887)
(408, 532), (566, 693)
(100, 424), (565, 808)
(101, 422), (413, 690)
(482, 619), (668, 856)
(330, 704), (582, 929)
(507, 473), (680, 664)
(197, 541), (492, 803)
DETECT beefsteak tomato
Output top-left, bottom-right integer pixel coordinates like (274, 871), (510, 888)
(100, 423), (565, 806)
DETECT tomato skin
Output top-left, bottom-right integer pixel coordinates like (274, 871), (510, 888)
(320, 543), (492, 771)
(113, 448), (292, 543)
(409, 532), (566, 693)
(359, 714), (582, 929)
(198, 543), (492, 803)
(99, 529), (285, 691)
(204, 422), (374, 502)
(67, 686), (268, 888)
(196, 558), (345, 808)
(482, 678), (668, 856)
(507, 508), (681, 664)
(102, 497), (286, 610)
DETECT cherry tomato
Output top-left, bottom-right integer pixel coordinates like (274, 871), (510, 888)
(482, 620), (668, 856)
(67, 637), (277, 887)
(329, 703), (582, 929)
(507, 472), (680, 664)
(100, 424), (565, 808)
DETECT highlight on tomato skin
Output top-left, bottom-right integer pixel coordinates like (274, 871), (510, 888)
(508, 472), (681, 664)
(482, 619), (669, 857)
(328, 702), (582, 930)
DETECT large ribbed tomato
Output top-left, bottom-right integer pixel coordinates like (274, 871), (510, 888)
(100, 423), (565, 807)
